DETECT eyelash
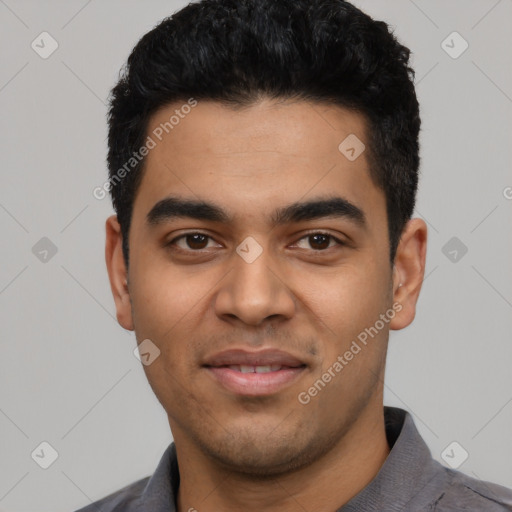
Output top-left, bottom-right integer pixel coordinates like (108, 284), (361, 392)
(166, 231), (346, 254)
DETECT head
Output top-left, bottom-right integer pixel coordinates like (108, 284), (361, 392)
(105, 0), (426, 476)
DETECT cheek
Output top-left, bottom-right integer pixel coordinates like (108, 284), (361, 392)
(129, 261), (221, 384)
(295, 264), (387, 341)
(131, 267), (204, 403)
(130, 261), (208, 338)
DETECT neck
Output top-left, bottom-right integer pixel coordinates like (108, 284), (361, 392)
(174, 404), (390, 512)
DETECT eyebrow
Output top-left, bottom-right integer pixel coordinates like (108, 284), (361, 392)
(146, 195), (366, 229)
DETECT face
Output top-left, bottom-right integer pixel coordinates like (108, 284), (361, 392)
(106, 98), (426, 476)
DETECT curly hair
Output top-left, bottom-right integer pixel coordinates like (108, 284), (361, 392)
(106, 0), (420, 265)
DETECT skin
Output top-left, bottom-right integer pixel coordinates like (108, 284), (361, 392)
(105, 97), (427, 512)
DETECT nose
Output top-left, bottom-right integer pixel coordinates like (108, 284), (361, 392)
(214, 241), (296, 327)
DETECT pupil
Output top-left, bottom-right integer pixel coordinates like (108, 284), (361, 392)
(311, 234), (329, 250)
(188, 234), (207, 249)
(184, 234), (331, 250)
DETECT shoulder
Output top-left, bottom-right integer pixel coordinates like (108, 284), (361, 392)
(74, 476), (150, 512)
(429, 467), (512, 511)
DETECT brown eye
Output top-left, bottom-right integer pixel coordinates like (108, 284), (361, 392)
(295, 232), (344, 251)
(308, 234), (331, 250)
(168, 232), (221, 252)
(183, 233), (209, 250)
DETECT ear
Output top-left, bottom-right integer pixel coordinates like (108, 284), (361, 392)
(105, 215), (134, 331)
(389, 218), (427, 330)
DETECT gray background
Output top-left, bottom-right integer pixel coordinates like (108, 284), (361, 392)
(0, 0), (511, 510)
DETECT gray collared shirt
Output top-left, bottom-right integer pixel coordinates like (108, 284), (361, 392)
(75, 406), (512, 511)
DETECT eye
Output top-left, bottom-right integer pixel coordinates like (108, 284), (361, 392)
(168, 232), (221, 251)
(293, 232), (345, 251)
(166, 231), (346, 254)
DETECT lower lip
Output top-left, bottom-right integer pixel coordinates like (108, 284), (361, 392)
(205, 366), (306, 396)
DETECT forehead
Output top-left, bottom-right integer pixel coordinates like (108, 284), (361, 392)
(133, 98), (385, 227)
(146, 98), (368, 161)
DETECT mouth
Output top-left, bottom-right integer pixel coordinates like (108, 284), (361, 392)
(221, 364), (297, 373)
(202, 349), (308, 396)
(204, 365), (307, 396)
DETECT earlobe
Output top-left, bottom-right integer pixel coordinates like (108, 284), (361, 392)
(389, 218), (427, 331)
(105, 215), (134, 331)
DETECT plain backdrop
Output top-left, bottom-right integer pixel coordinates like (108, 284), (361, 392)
(0, 1), (511, 511)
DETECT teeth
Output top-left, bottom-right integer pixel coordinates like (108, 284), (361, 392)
(228, 364), (283, 373)
(255, 365), (273, 373)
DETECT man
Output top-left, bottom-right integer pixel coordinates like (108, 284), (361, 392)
(78, 0), (512, 510)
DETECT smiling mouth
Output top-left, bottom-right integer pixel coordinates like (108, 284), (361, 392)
(221, 364), (298, 373)
(204, 364), (307, 396)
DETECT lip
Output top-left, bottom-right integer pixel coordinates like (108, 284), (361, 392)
(203, 348), (306, 368)
(205, 366), (306, 396)
(203, 348), (307, 396)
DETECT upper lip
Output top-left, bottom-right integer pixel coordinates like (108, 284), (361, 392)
(203, 349), (306, 368)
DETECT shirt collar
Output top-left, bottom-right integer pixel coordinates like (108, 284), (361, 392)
(138, 441), (179, 511)
(338, 406), (441, 511)
(138, 406), (439, 511)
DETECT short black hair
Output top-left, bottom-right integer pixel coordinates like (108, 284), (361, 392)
(107, 0), (420, 266)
